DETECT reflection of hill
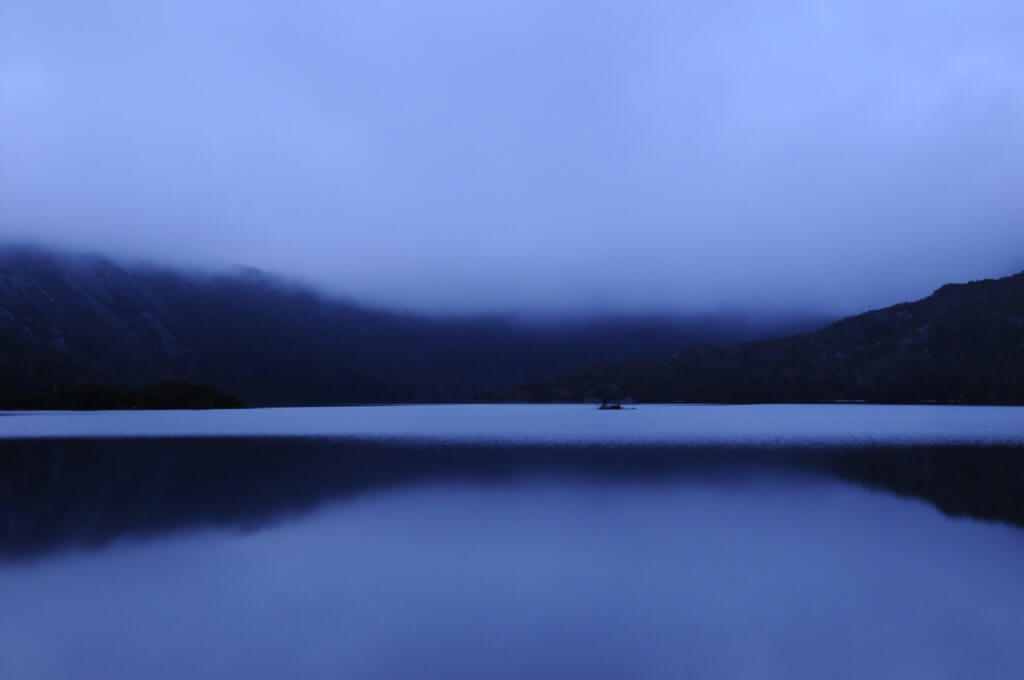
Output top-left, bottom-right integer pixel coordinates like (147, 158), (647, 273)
(2, 438), (1022, 558)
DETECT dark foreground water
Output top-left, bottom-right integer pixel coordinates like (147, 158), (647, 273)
(2, 406), (1024, 679)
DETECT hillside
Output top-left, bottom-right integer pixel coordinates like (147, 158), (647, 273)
(519, 271), (1024, 405)
(0, 245), (818, 407)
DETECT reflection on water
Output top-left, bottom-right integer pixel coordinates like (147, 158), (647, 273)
(2, 476), (1024, 679)
(2, 418), (1024, 679)
(3, 437), (1024, 557)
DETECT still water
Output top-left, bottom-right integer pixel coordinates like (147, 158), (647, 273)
(2, 405), (1023, 679)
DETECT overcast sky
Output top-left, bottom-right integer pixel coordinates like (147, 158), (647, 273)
(2, 1), (1023, 314)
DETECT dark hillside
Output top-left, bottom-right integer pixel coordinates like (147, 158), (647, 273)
(0, 245), (820, 406)
(522, 271), (1024, 404)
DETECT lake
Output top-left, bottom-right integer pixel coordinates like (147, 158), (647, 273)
(2, 405), (1023, 679)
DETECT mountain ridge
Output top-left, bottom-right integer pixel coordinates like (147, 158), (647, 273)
(513, 269), (1024, 405)
(0, 244), (821, 407)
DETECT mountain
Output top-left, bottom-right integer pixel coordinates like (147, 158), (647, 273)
(519, 271), (1024, 405)
(0, 245), (820, 407)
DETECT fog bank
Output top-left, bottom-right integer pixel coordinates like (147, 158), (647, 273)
(2, 0), (1023, 313)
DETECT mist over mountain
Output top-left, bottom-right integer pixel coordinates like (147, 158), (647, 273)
(521, 270), (1024, 405)
(5, 1), (1024, 315)
(0, 244), (823, 406)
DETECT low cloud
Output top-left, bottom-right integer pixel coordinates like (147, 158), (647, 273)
(2, 0), (1022, 313)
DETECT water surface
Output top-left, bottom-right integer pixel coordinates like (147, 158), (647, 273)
(3, 403), (1024, 445)
(2, 405), (1023, 679)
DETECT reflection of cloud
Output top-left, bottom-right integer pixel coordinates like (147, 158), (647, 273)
(2, 475), (1023, 679)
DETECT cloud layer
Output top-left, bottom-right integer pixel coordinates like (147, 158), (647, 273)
(2, 0), (1023, 313)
